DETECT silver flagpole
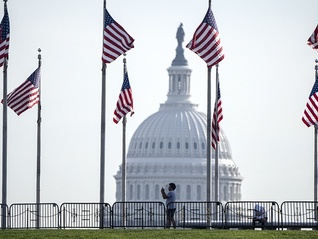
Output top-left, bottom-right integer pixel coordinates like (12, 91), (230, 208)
(213, 65), (220, 222)
(207, 67), (212, 203)
(121, 56), (127, 227)
(314, 59), (318, 220)
(315, 125), (317, 220)
(100, 62), (106, 229)
(206, 3), (212, 228)
(122, 114), (126, 227)
(206, 66), (212, 229)
(214, 64), (219, 203)
(36, 48), (42, 229)
(1, 0), (8, 229)
(99, 0), (106, 229)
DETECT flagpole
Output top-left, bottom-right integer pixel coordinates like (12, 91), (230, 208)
(99, 0), (106, 229)
(315, 124), (317, 220)
(122, 114), (127, 227)
(314, 59), (318, 213)
(100, 61), (106, 229)
(206, 0), (213, 207)
(121, 56), (127, 227)
(207, 67), (212, 204)
(1, 0), (8, 229)
(36, 48), (42, 229)
(214, 65), (219, 203)
(213, 65), (220, 222)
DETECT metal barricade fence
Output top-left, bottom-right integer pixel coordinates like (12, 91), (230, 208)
(224, 201), (280, 229)
(9, 203), (59, 229)
(281, 201), (318, 229)
(5, 201), (318, 229)
(173, 201), (223, 229)
(60, 203), (111, 228)
(112, 202), (165, 228)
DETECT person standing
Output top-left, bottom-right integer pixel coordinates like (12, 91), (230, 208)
(161, 183), (176, 229)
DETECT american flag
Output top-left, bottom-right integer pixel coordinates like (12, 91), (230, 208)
(5, 68), (40, 116)
(0, 4), (10, 67)
(307, 24), (318, 50)
(113, 64), (134, 124)
(102, 4), (134, 64)
(302, 76), (318, 127)
(186, 7), (224, 68)
(211, 79), (223, 149)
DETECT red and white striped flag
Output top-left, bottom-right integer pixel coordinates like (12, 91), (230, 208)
(186, 7), (224, 68)
(0, 4), (9, 67)
(102, 3), (134, 64)
(211, 79), (223, 149)
(113, 64), (134, 124)
(4, 67), (40, 116)
(308, 24), (318, 50)
(302, 77), (318, 127)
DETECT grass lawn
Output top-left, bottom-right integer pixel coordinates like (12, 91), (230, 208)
(0, 229), (318, 239)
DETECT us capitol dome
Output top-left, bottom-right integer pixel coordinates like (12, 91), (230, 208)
(114, 23), (243, 203)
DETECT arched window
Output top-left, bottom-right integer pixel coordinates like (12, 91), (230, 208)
(155, 185), (159, 200)
(160, 142), (163, 149)
(168, 142), (172, 149)
(145, 142), (148, 149)
(177, 142), (180, 149)
(145, 185), (150, 200)
(137, 185), (141, 200)
(152, 142), (156, 149)
(194, 142), (197, 150)
(176, 185), (181, 200)
(129, 185), (133, 200)
(186, 185), (191, 200)
(185, 142), (189, 149)
(197, 185), (201, 200)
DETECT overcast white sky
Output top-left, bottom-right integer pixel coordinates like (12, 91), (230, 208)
(0, 0), (318, 206)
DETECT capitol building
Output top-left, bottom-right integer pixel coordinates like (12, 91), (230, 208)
(114, 24), (243, 203)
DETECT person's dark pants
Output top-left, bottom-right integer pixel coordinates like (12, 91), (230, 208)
(166, 208), (176, 228)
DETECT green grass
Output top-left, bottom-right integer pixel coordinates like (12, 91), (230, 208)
(0, 229), (318, 239)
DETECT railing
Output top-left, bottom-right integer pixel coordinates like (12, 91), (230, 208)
(9, 203), (59, 229)
(112, 202), (165, 228)
(174, 201), (223, 229)
(281, 201), (318, 229)
(224, 201), (280, 229)
(60, 203), (111, 229)
(1, 201), (318, 229)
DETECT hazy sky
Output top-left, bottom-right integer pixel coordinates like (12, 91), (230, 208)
(1, 0), (318, 206)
